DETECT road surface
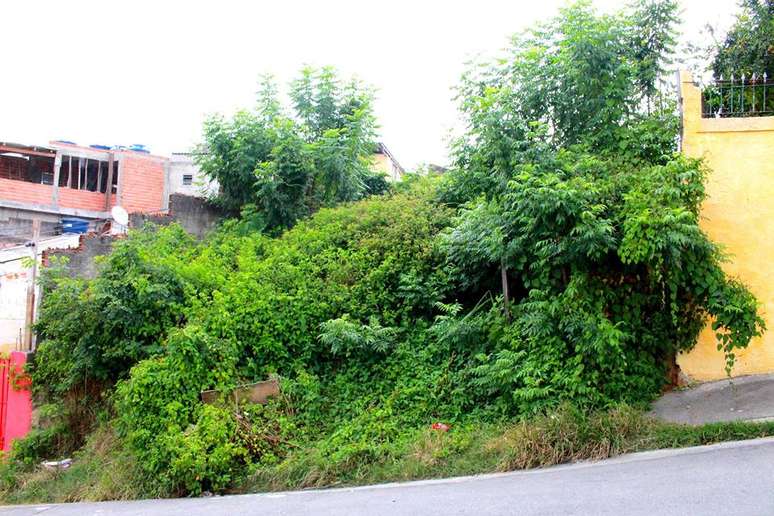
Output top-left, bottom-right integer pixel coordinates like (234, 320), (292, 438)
(3, 437), (774, 516)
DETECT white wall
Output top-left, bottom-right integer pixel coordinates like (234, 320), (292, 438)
(0, 234), (80, 352)
(168, 154), (219, 198)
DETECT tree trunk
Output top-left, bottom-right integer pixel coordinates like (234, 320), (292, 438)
(501, 261), (511, 322)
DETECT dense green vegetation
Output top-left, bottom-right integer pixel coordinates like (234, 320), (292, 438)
(1, 0), (767, 503)
(6, 404), (774, 504)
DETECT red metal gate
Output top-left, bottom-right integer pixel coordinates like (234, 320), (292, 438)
(0, 352), (32, 452)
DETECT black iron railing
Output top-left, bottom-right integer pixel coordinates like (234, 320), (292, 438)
(702, 74), (774, 118)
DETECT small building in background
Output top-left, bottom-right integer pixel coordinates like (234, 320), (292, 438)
(0, 141), (170, 247)
(372, 142), (405, 182)
(168, 153), (218, 198)
(0, 139), (173, 353)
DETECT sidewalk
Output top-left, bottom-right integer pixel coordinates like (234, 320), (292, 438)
(651, 373), (774, 425)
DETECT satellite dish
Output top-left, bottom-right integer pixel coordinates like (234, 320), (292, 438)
(111, 206), (129, 226)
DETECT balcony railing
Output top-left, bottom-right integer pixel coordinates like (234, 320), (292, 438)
(701, 74), (774, 118)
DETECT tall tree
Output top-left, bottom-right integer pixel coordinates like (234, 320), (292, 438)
(712, 0), (774, 78)
(628, 0), (679, 110)
(439, 0), (763, 408)
(448, 0), (680, 204)
(196, 67), (385, 231)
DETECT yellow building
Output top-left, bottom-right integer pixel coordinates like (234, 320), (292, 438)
(372, 143), (404, 182)
(677, 70), (774, 381)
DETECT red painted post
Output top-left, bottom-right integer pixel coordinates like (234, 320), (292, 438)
(1, 351), (33, 453)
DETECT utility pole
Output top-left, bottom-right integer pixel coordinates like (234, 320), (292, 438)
(23, 219), (41, 352)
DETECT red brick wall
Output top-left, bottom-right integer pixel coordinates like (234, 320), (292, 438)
(119, 154), (165, 213)
(0, 177), (117, 212)
(58, 189), (115, 212)
(0, 178), (53, 206)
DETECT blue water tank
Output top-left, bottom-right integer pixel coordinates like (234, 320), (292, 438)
(128, 144), (150, 153)
(61, 218), (90, 234)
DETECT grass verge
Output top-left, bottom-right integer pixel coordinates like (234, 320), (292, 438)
(4, 405), (774, 504)
(0, 425), (159, 505)
(242, 405), (774, 493)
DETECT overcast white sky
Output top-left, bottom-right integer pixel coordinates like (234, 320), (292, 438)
(1, 0), (733, 168)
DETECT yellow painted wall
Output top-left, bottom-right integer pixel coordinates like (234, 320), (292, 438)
(677, 70), (774, 380)
(372, 153), (393, 178)
(371, 152), (402, 182)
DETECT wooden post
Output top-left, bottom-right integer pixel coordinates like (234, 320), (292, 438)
(23, 220), (41, 351)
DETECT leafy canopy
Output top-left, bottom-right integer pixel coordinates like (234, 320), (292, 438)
(196, 66), (387, 231)
(712, 0), (774, 78)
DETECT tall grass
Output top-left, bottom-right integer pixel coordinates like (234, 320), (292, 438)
(4, 405), (774, 504)
(0, 426), (158, 505)
(242, 404), (774, 494)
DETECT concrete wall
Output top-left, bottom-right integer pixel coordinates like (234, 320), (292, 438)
(36, 195), (222, 305)
(677, 70), (774, 381)
(46, 233), (116, 280)
(0, 207), (61, 246)
(130, 193), (224, 239)
(166, 193), (223, 238)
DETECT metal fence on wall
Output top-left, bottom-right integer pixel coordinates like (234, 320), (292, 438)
(702, 74), (774, 118)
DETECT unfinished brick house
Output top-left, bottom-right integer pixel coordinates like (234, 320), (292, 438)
(0, 141), (170, 244)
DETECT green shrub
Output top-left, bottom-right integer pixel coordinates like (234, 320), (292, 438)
(164, 405), (250, 495)
(31, 224), (198, 399)
(104, 189), (453, 494)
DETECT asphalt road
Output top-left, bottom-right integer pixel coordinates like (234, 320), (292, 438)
(4, 437), (774, 516)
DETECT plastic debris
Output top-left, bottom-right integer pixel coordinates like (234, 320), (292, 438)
(41, 458), (72, 471)
(430, 422), (450, 432)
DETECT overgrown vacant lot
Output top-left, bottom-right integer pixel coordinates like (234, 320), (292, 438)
(1, 0), (767, 503)
(0, 173), (764, 501)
